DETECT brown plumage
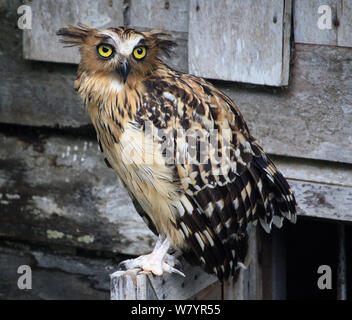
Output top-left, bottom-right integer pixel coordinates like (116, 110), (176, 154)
(57, 25), (297, 281)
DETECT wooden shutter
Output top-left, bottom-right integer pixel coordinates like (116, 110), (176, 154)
(294, 0), (352, 47)
(188, 0), (292, 86)
(23, 0), (124, 64)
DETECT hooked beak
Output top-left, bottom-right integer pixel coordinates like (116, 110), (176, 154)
(117, 58), (130, 83)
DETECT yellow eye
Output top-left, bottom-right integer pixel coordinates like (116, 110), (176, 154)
(97, 44), (113, 58)
(133, 46), (147, 60)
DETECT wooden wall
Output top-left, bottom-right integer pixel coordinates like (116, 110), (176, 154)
(0, 0), (351, 299)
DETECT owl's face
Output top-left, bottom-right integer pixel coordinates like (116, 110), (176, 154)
(57, 25), (175, 83)
(80, 28), (153, 82)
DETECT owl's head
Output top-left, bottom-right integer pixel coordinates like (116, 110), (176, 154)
(57, 24), (175, 83)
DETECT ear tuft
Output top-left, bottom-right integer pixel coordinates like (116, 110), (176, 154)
(149, 30), (177, 57)
(57, 23), (92, 47)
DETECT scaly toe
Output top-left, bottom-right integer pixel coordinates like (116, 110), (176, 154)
(114, 242), (185, 278)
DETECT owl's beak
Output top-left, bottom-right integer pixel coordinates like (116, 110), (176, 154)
(117, 59), (130, 83)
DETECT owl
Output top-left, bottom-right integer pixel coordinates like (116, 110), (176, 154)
(57, 24), (297, 281)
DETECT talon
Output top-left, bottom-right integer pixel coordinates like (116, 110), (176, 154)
(163, 263), (185, 277)
(172, 268), (185, 277)
(111, 237), (185, 278)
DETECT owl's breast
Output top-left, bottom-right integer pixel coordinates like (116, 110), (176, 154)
(98, 120), (186, 248)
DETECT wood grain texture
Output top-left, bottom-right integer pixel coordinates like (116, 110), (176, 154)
(189, 281), (222, 300)
(272, 156), (352, 188)
(291, 180), (352, 222)
(188, 0), (291, 86)
(218, 44), (352, 164)
(2, 3), (351, 165)
(128, 0), (189, 33)
(338, 0), (352, 47)
(0, 131), (155, 256)
(0, 130), (351, 261)
(146, 258), (218, 300)
(0, 241), (118, 300)
(110, 256), (218, 300)
(294, 0), (352, 47)
(0, 1), (90, 128)
(260, 228), (287, 299)
(23, 0), (124, 64)
(294, 0), (339, 45)
(274, 156), (352, 222)
(111, 271), (158, 300)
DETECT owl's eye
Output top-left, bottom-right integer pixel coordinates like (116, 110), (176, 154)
(133, 46), (147, 60)
(97, 44), (114, 59)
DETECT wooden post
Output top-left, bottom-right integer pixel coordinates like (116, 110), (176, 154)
(261, 227), (287, 300)
(337, 224), (347, 300)
(111, 226), (266, 300)
(110, 257), (218, 300)
(110, 271), (158, 300)
(223, 226), (263, 300)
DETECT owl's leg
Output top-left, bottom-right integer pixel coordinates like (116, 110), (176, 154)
(116, 236), (185, 277)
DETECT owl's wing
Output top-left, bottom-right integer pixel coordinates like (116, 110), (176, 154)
(130, 193), (159, 237)
(140, 71), (297, 280)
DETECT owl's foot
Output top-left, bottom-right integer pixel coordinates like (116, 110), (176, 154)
(115, 236), (185, 277)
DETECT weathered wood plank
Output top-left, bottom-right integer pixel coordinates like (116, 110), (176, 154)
(338, 0), (352, 47)
(282, 0), (292, 85)
(0, 68), (89, 128)
(128, 0), (189, 33)
(189, 281), (222, 300)
(0, 0), (90, 128)
(110, 271), (158, 300)
(272, 156), (352, 188)
(273, 156), (352, 222)
(1, 129), (351, 260)
(147, 258), (218, 300)
(337, 224), (347, 300)
(218, 44), (352, 164)
(294, 0), (338, 46)
(2, 2), (352, 165)
(188, 0), (291, 86)
(0, 241), (118, 300)
(290, 180), (352, 222)
(23, 0), (124, 64)
(294, 0), (352, 48)
(0, 130), (155, 256)
(260, 229), (287, 300)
